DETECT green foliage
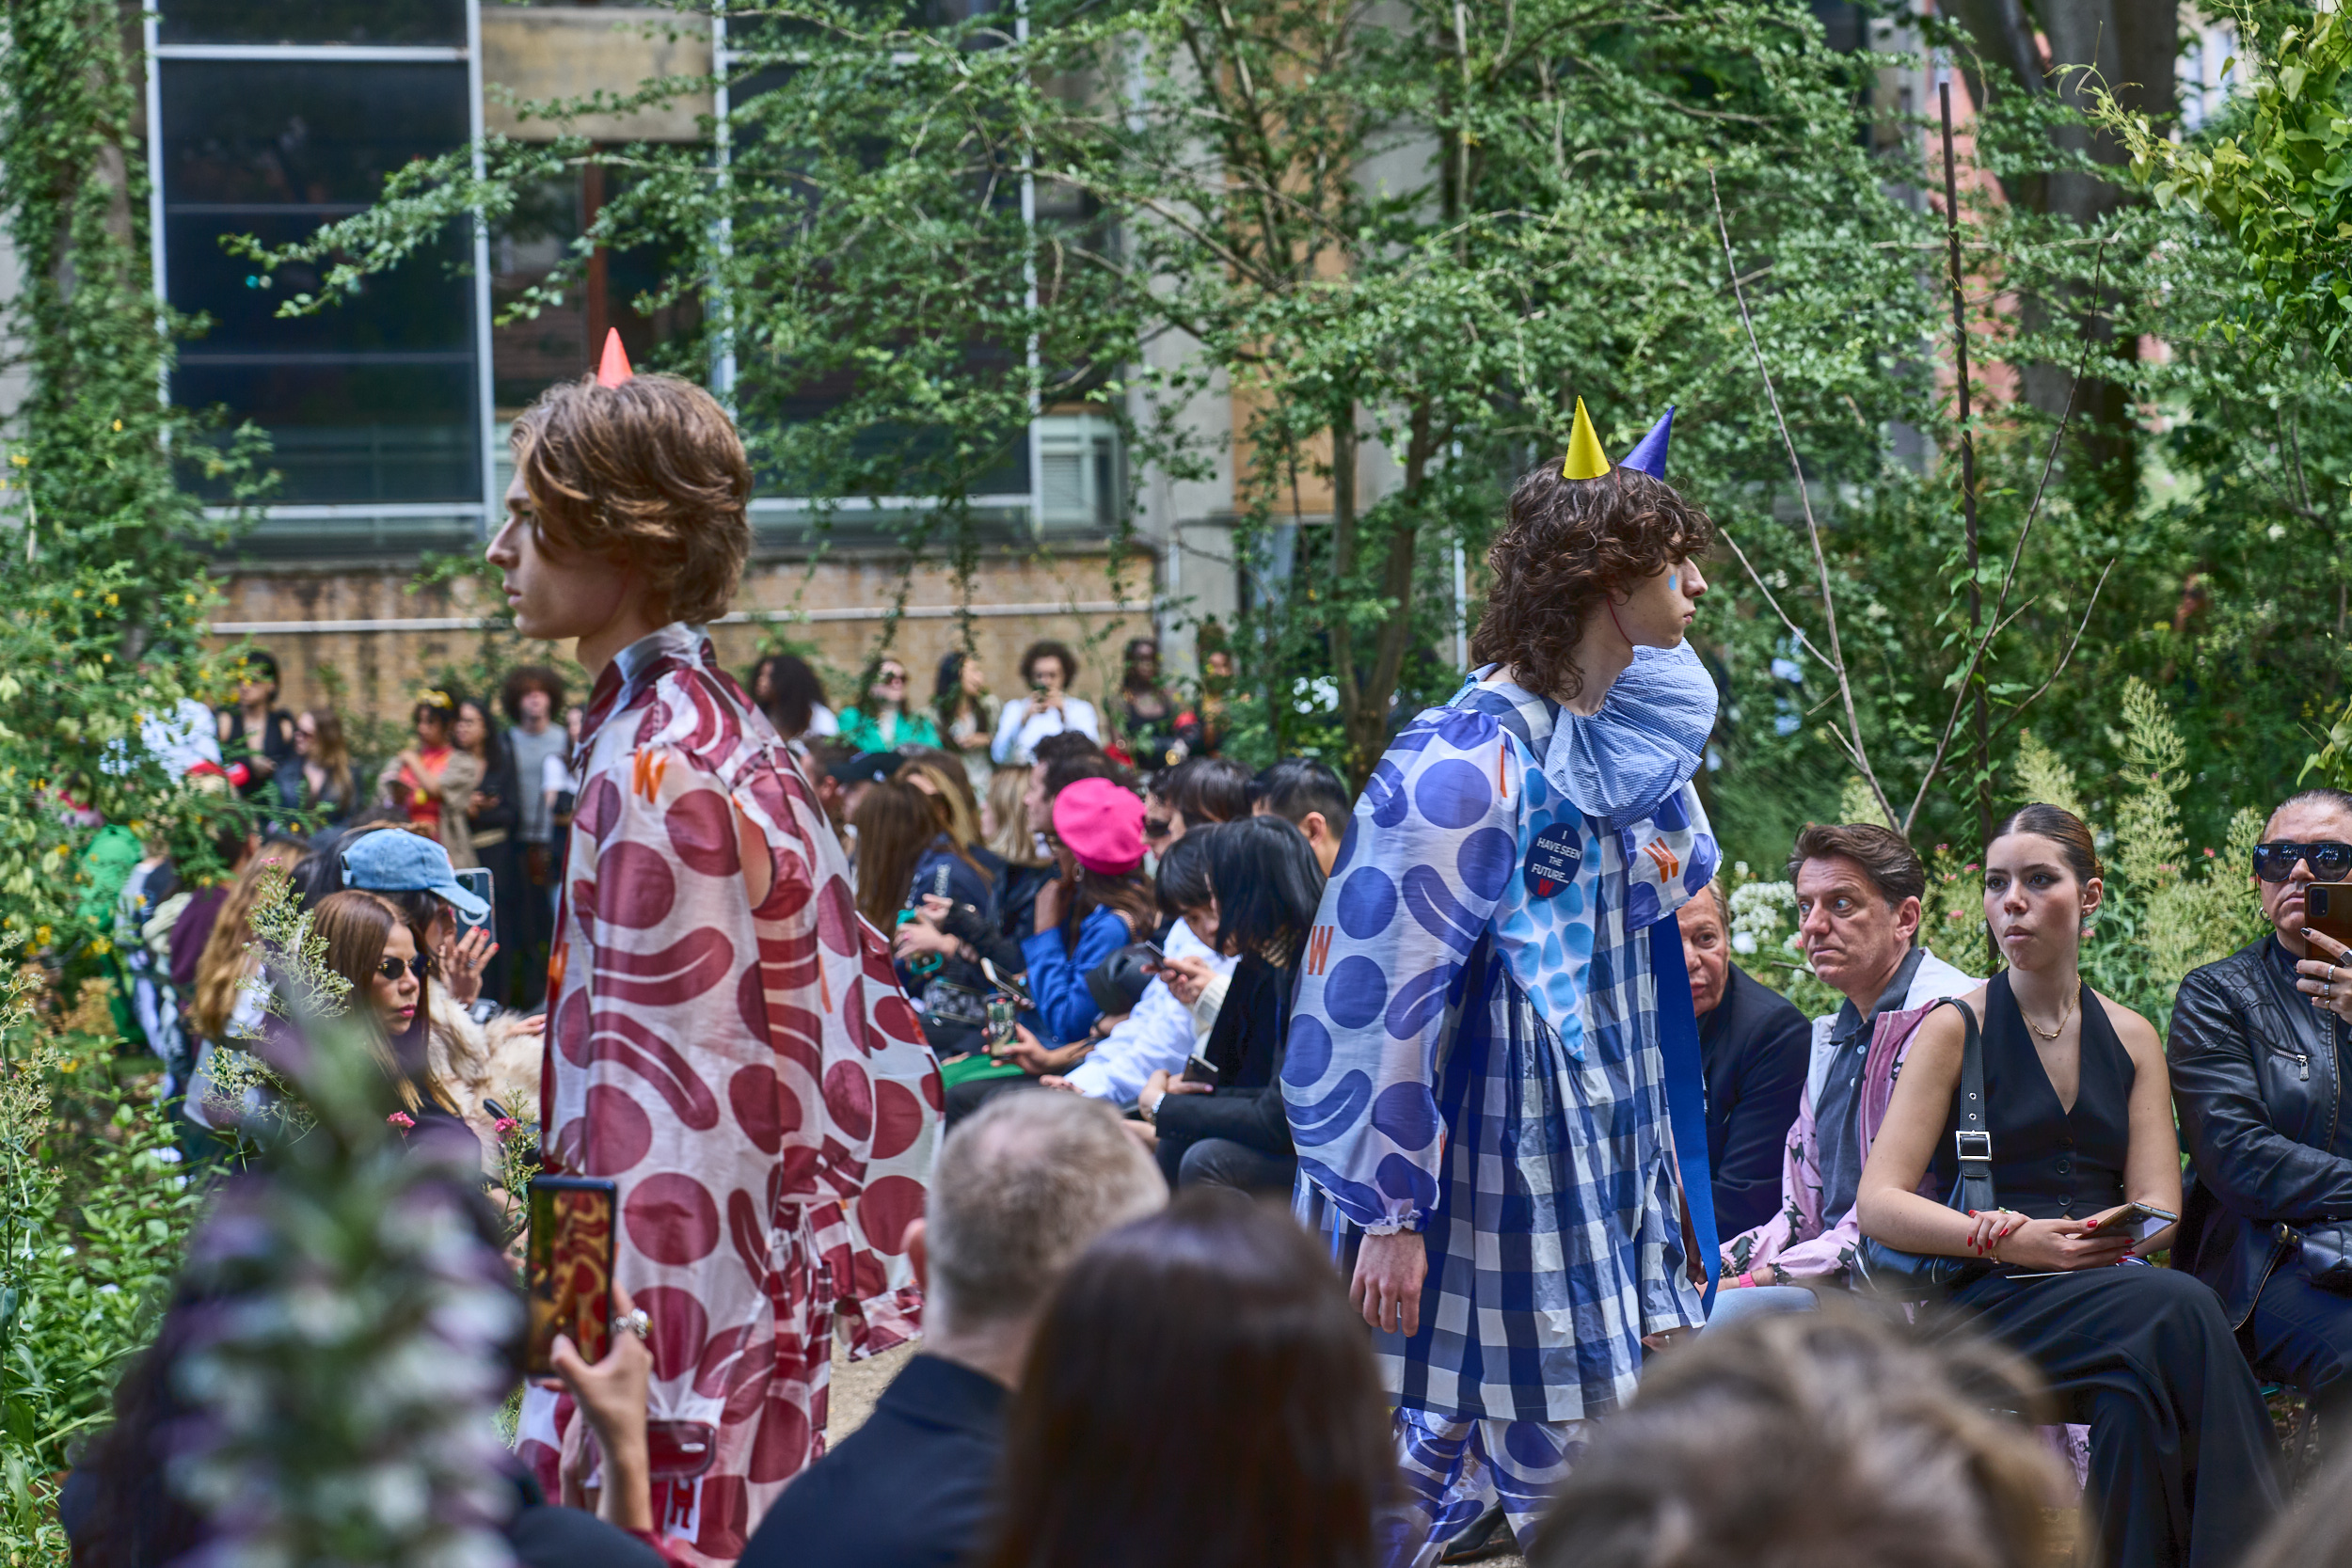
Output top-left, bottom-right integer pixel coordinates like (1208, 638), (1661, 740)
(0, 951), (203, 1562)
(0, 0), (272, 947)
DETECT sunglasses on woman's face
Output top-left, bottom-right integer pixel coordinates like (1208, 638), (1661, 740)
(2253, 840), (2352, 882)
(1143, 816), (1174, 841)
(376, 954), (431, 982)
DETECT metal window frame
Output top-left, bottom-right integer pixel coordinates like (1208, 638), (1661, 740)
(709, 8), (1092, 541)
(146, 2), (496, 536)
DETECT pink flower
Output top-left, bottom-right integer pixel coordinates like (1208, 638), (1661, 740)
(387, 1112), (415, 1130)
(494, 1117), (519, 1137)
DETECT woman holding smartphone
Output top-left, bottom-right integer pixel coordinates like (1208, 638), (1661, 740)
(1856, 803), (2278, 1568)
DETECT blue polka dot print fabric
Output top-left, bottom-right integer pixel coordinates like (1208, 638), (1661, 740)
(1286, 666), (1720, 1233)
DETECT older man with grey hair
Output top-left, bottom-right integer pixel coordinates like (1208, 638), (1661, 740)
(739, 1091), (1165, 1568)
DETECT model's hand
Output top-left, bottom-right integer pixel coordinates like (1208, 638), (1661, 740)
(1988, 1217), (2134, 1273)
(1156, 955), (1214, 1006)
(1351, 1229), (1426, 1338)
(2296, 929), (2352, 1023)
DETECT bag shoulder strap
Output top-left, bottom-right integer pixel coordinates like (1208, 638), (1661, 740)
(1929, 995), (1995, 1212)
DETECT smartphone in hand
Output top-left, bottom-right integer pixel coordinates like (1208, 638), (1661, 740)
(525, 1175), (617, 1375)
(2080, 1201), (2177, 1244)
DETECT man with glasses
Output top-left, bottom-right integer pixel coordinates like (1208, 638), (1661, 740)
(2171, 786), (2352, 1454)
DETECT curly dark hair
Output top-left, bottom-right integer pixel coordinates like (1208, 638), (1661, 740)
(1469, 464), (1714, 703)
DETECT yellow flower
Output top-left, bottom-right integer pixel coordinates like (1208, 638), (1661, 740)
(111, 420), (122, 433)
(8, 454), (25, 467)
(103, 594), (118, 606)
(58, 1060), (76, 1074)
(33, 925), (50, 944)
(90, 938), (110, 956)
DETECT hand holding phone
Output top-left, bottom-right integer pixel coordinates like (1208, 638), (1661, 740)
(2081, 1200), (2178, 1245)
(526, 1176), (617, 1376)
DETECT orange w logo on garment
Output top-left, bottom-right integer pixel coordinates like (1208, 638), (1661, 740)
(1642, 839), (1680, 882)
(631, 748), (668, 802)
(1305, 925), (1335, 975)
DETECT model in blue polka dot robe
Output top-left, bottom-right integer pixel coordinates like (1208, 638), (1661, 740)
(1288, 647), (1721, 1424)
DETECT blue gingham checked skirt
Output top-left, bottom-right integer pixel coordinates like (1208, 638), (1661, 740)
(1299, 938), (1704, 1424)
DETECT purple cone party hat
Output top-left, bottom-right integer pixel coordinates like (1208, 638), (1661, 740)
(1620, 405), (1674, 478)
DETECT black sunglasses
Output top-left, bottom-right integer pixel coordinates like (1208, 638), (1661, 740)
(376, 953), (432, 982)
(1143, 816), (1174, 840)
(2253, 841), (2352, 883)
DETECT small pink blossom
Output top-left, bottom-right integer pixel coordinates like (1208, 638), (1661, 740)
(494, 1117), (519, 1137)
(387, 1111), (415, 1130)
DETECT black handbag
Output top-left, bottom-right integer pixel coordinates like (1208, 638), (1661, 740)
(1854, 997), (2001, 1299)
(2278, 1220), (2352, 1292)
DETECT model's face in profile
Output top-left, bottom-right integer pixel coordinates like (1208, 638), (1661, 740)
(487, 468), (630, 644)
(1612, 556), (1708, 648)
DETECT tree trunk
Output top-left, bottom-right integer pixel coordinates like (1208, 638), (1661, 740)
(1950, 0), (2177, 500)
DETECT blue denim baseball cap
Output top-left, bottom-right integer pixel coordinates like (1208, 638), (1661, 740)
(340, 828), (489, 920)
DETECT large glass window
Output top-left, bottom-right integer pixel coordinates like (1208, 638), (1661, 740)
(151, 7), (487, 537)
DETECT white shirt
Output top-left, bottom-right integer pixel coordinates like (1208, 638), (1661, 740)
(991, 694), (1102, 765)
(1063, 914), (1235, 1108)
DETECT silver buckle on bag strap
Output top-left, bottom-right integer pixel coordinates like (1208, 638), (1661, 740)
(1954, 1130), (1993, 1164)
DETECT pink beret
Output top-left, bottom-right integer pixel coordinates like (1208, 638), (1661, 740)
(1052, 777), (1146, 876)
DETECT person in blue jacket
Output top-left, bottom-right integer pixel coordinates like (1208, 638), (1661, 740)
(1021, 777), (1157, 1045)
(1286, 402), (1722, 1568)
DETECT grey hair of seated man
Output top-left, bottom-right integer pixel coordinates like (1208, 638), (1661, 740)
(912, 1090), (1166, 1381)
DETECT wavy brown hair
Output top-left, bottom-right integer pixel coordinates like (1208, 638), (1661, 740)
(1469, 464), (1715, 703)
(511, 372), (753, 627)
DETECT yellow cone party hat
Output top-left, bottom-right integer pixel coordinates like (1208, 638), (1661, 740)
(1562, 396), (1611, 481)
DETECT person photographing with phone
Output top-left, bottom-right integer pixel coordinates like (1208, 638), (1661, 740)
(990, 641), (1100, 767)
(1856, 804), (2278, 1568)
(2171, 787), (2352, 1468)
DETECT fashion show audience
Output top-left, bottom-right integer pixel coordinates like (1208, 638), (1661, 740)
(1678, 879), (1810, 1236)
(1857, 803), (2281, 1568)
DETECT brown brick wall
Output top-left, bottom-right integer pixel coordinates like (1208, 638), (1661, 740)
(210, 549), (1159, 727)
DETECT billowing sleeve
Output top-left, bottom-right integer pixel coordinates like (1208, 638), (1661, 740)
(1284, 708), (1522, 1232)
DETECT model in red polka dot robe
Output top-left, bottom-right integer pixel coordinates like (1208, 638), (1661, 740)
(517, 624), (943, 1564)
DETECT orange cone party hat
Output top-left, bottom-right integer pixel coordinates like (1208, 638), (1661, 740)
(1561, 396), (1610, 481)
(596, 328), (633, 388)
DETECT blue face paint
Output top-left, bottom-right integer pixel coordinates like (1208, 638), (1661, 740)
(1667, 571), (1680, 594)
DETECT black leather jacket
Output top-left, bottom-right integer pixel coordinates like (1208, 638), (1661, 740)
(2169, 936), (2352, 1326)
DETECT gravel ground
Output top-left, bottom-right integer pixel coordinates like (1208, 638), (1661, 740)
(819, 1340), (1528, 1565)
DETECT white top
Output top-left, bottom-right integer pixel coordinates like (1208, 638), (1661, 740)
(1062, 914), (1235, 1108)
(808, 703), (841, 738)
(991, 694), (1102, 765)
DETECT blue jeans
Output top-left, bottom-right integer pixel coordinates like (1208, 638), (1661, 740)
(1701, 1283), (1817, 1335)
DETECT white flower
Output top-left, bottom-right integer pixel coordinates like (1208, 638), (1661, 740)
(1732, 931), (1757, 954)
(2268, 522), (2289, 540)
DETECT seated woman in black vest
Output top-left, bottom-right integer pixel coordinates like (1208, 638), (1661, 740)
(1857, 803), (2279, 1568)
(2170, 786), (2352, 1450)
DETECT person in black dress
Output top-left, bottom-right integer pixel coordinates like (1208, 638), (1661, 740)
(1858, 803), (2280, 1568)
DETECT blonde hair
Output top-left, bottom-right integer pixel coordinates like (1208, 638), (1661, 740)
(302, 709), (354, 804)
(189, 843), (301, 1043)
(897, 753), (984, 851)
(988, 765), (1044, 866)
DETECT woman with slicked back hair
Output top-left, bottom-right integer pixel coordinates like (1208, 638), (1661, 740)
(1859, 802), (2278, 1568)
(980, 1193), (1391, 1568)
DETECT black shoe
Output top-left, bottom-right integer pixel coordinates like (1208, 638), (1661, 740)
(1438, 1503), (1513, 1564)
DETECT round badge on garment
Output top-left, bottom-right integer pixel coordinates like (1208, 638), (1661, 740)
(1522, 818), (1584, 897)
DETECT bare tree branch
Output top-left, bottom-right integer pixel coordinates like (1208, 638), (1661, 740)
(1708, 166), (1895, 831)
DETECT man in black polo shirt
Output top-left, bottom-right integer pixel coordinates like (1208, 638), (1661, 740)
(739, 1092), (1165, 1568)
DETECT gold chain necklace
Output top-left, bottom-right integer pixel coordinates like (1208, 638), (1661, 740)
(2022, 978), (2080, 1042)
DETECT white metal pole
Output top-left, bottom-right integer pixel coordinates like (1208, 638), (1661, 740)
(142, 0), (168, 408)
(466, 0), (496, 535)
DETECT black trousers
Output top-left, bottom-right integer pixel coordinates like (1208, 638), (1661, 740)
(2244, 1264), (2352, 1429)
(1164, 1136), (1295, 1194)
(1951, 1265), (2281, 1568)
